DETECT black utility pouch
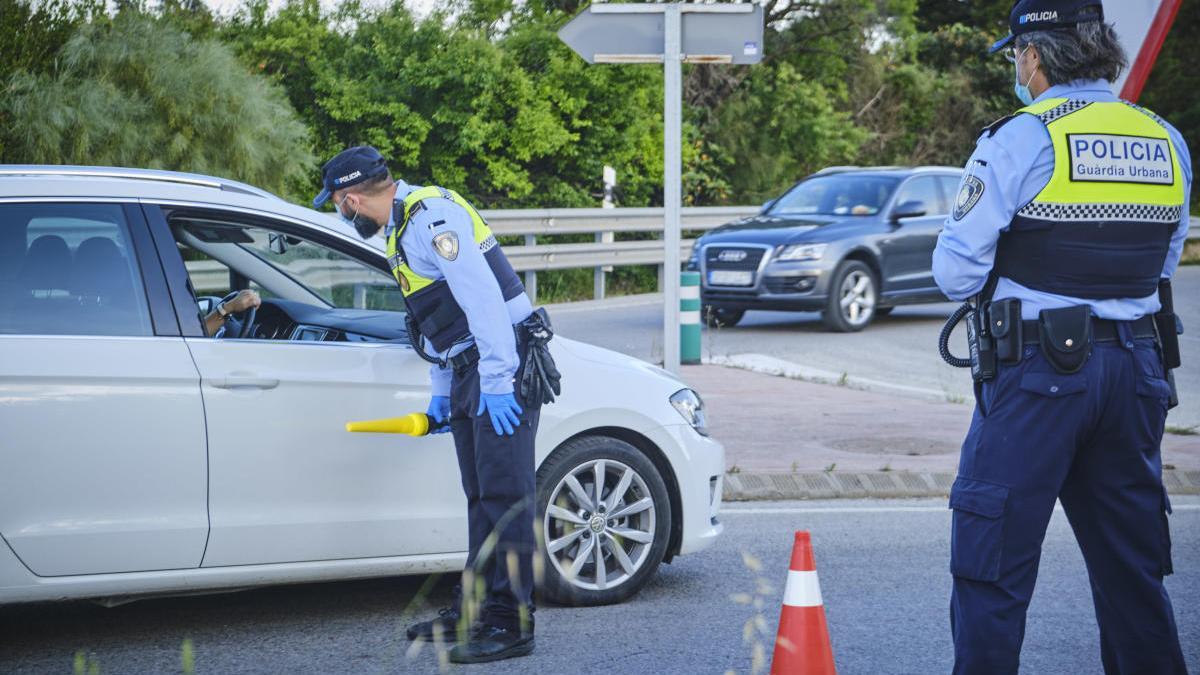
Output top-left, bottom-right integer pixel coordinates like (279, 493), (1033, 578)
(988, 298), (1023, 364)
(1037, 306), (1092, 374)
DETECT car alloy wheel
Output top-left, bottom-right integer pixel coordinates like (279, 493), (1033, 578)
(543, 458), (656, 593)
(535, 435), (672, 606)
(839, 269), (876, 327)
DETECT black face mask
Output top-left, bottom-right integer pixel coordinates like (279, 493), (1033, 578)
(339, 198), (383, 239)
(352, 214), (384, 239)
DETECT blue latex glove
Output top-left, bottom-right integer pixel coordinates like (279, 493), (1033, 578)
(426, 396), (451, 434)
(476, 392), (523, 436)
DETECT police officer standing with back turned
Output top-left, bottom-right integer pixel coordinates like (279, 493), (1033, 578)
(933, 1), (1191, 673)
(313, 146), (560, 664)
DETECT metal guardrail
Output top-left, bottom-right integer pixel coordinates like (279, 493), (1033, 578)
(479, 205), (760, 301)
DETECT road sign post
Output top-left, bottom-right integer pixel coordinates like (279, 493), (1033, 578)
(559, 3), (764, 374)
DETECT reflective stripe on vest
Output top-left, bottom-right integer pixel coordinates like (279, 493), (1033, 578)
(386, 186), (524, 351)
(994, 98), (1186, 299)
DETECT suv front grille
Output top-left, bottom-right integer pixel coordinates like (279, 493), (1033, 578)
(704, 246), (766, 271)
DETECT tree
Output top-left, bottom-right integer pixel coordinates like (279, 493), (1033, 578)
(1, 10), (313, 199)
(0, 0), (105, 160)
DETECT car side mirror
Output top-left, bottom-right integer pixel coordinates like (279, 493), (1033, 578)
(197, 298), (213, 314)
(760, 199), (775, 214)
(890, 200), (928, 223)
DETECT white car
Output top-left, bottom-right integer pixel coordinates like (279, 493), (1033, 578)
(0, 166), (724, 607)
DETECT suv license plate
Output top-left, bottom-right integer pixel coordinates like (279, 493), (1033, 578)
(709, 270), (754, 286)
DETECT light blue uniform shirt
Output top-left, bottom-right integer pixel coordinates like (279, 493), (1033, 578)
(387, 181), (533, 397)
(933, 80), (1193, 320)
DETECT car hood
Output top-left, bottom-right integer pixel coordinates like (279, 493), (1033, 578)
(555, 337), (687, 392)
(701, 214), (867, 246)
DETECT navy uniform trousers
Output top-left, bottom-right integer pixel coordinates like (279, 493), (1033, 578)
(448, 336), (540, 634)
(950, 324), (1185, 675)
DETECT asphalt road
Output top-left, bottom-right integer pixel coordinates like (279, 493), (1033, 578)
(552, 265), (1200, 429)
(2, 498), (1196, 674)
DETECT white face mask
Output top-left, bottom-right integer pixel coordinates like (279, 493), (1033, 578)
(1012, 45), (1038, 106)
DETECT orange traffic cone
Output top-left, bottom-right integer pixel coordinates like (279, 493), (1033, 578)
(769, 531), (836, 675)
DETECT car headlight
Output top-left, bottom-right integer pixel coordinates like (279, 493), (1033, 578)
(776, 243), (827, 261)
(670, 388), (709, 436)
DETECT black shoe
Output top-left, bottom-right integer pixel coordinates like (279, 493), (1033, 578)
(447, 624), (535, 663)
(406, 608), (468, 642)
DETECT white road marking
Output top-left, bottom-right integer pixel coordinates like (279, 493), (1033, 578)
(722, 504), (1200, 515)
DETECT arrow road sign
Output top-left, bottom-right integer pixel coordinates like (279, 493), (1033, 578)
(559, 3), (764, 65)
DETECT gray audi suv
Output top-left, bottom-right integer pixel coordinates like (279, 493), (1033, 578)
(688, 166), (962, 332)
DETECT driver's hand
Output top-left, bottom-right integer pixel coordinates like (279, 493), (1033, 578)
(225, 290), (261, 313)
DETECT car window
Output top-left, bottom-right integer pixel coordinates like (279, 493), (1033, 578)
(0, 203), (153, 336)
(769, 174), (900, 217)
(238, 228), (405, 311)
(893, 176), (946, 216)
(938, 175), (963, 214)
(179, 244), (234, 299)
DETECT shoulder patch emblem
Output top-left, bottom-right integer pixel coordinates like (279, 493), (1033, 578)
(953, 176), (985, 221)
(433, 231), (459, 261)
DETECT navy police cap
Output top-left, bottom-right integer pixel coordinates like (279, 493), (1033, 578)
(312, 145), (389, 208)
(989, 0), (1105, 54)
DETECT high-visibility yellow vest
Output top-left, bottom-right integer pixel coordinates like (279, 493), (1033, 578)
(386, 186), (523, 351)
(994, 98), (1186, 299)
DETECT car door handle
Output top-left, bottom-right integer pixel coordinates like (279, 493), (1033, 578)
(210, 376), (280, 390)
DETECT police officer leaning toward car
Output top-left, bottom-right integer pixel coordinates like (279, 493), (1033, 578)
(314, 146), (560, 664)
(933, 1), (1192, 673)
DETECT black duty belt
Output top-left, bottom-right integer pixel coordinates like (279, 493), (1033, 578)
(1020, 315), (1156, 346)
(448, 345), (480, 373)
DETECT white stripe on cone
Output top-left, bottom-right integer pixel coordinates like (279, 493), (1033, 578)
(782, 569), (823, 608)
(681, 310), (701, 324)
(681, 285), (700, 299)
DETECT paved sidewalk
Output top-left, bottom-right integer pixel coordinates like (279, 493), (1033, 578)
(677, 365), (1200, 500)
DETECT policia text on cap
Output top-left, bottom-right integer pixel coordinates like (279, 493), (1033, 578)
(314, 146), (561, 664)
(932, 1), (1191, 673)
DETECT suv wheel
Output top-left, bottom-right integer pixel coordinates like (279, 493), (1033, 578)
(823, 260), (877, 332)
(703, 306), (744, 328)
(536, 436), (672, 606)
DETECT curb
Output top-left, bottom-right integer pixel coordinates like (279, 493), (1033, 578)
(704, 353), (955, 403)
(723, 469), (1200, 501)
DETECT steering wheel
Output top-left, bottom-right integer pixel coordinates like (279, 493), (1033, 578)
(219, 290), (258, 339)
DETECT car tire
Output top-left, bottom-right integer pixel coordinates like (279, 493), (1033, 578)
(703, 306), (744, 328)
(535, 435), (672, 606)
(823, 260), (878, 332)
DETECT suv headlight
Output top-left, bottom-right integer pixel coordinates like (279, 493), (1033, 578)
(776, 243), (827, 261)
(670, 389), (709, 436)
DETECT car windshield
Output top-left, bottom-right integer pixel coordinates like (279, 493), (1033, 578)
(768, 174), (901, 217)
(237, 229), (404, 311)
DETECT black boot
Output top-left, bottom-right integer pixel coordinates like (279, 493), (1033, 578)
(406, 608), (469, 642)
(447, 624), (534, 663)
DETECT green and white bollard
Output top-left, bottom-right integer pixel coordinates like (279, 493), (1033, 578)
(680, 271), (701, 365)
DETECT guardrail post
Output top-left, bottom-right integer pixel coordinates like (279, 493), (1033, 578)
(594, 232), (607, 300)
(524, 234), (537, 303)
(680, 271), (701, 364)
